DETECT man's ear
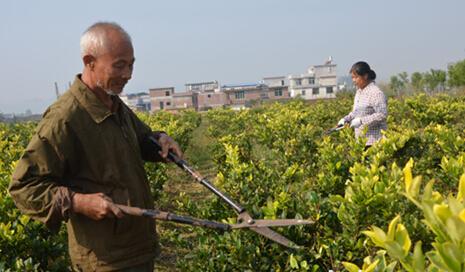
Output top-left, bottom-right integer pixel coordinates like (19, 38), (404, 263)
(83, 55), (96, 70)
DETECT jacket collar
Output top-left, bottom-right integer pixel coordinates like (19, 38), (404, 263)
(70, 75), (121, 124)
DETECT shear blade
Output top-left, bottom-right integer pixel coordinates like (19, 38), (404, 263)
(236, 212), (306, 248)
(249, 226), (300, 249)
(232, 219), (313, 229)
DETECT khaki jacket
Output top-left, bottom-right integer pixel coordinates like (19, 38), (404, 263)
(9, 76), (162, 271)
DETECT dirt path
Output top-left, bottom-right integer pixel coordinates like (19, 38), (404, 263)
(155, 116), (216, 271)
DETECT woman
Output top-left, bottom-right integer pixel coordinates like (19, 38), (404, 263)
(338, 61), (387, 148)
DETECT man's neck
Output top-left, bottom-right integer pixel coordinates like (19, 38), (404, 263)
(91, 88), (115, 111)
(80, 73), (115, 112)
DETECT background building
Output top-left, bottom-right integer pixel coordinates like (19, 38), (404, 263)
(289, 58), (337, 100)
(120, 92), (151, 111)
(222, 83), (269, 110)
(127, 59), (339, 112)
(149, 87), (175, 111)
(185, 81), (226, 111)
(262, 76), (290, 100)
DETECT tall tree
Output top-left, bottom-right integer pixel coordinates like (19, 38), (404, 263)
(448, 59), (465, 87)
(390, 75), (404, 96)
(411, 72), (424, 92)
(423, 69), (446, 92)
(398, 72), (409, 85)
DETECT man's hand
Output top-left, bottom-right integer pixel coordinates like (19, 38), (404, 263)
(72, 192), (124, 220)
(157, 133), (183, 161)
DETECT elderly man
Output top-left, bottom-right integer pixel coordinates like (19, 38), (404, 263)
(8, 22), (181, 271)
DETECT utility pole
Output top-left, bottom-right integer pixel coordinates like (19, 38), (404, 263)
(54, 82), (60, 99)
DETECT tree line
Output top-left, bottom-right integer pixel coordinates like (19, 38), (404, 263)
(387, 58), (465, 96)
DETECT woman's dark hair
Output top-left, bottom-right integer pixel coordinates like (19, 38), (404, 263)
(350, 61), (376, 80)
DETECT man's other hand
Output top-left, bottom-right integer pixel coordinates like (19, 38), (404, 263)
(157, 133), (183, 161)
(72, 192), (124, 220)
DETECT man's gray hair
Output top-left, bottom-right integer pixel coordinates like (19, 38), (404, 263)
(80, 22), (132, 57)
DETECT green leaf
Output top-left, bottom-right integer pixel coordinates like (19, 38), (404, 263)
(427, 252), (448, 270)
(395, 223), (411, 256)
(342, 262), (360, 272)
(364, 259), (380, 272)
(412, 241), (425, 272)
(423, 180), (435, 200)
(387, 215), (401, 241)
(363, 226), (387, 247)
(289, 254), (298, 269)
(457, 174), (465, 201)
(403, 158), (414, 193)
(384, 240), (406, 260)
(445, 216), (465, 242)
(432, 242), (461, 272)
(433, 204), (452, 224)
(385, 261), (398, 272)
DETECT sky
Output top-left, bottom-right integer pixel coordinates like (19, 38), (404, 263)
(1, 0), (464, 114)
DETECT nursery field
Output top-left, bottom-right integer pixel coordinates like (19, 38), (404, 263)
(1, 92), (465, 271)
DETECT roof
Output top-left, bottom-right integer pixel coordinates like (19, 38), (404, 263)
(222, 83), (260, 88)
(185, 81), (218, 86)
(149, 87), (175, 91)
(313, 64), (337, 68)
(263, 76), (286, 80)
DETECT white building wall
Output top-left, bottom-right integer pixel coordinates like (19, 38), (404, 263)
(263, 77), (288, 87)
(289, 62), (338, 100)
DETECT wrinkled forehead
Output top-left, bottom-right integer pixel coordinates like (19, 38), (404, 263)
(101, 42), (134, 62)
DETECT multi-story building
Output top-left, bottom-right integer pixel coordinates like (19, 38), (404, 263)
(120, 92), (151, 111)
(172, 92), (195, 110)
(261, 76), (290, 100)
(195, 91), (227, 111)
(185, 81), (227, 110)
(222, 83), (269, 110)
(145, 59), (339, 112)
(149, 87), (175, 111)
(150, 87), (196, 111)
(289, 58), (338, 100)
(185, 81), (219, 92)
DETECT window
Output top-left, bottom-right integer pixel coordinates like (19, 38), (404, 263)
(165, 91), (170, 96)
(274, 88), (283, 96)
(295, 79), (302, 86)
(308, 78), (315, 85)
(260, 92), (269, 99)
(207, 94), (211, 98)
(235, 91), (245, 99)
(326, 86), (333, 94)
(312, 88), (319, 95)
(302, 90), (306, 96)
(166, 102), (171, 106)
(281, 80), (285, 86)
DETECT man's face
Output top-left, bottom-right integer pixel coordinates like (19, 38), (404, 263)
(93, 39), (135, 95)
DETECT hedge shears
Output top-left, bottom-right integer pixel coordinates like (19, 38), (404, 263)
(118, 136), (313, 249)
(324, 123), (348, 135)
